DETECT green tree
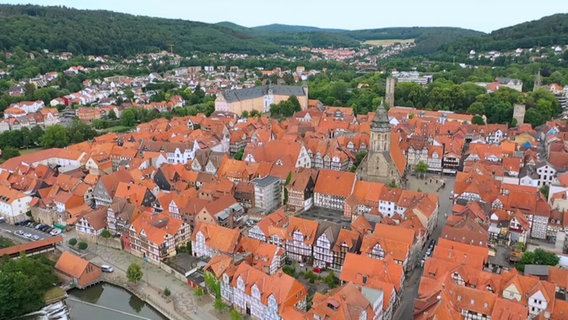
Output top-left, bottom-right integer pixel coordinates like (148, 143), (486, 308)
(127, 262), (143, 283)
(229, 309), (243, 320)
(30, 125), (45, 146)
(241, 110), (249, 118)
(233, 149), (244, 160)
(121, 108), (137, 127)
(516, 248), (559, 272)
(204, 271), (221, 298)
(415, 160), (429, 178)
(285, 171), (293, 185)
(0, 266), (44, 318)
(163, 287), (171, 297)
(100, 229), (112, 238)
(540, 185), (550, 199)
(0, 254), (58, 319)
(39, 125), (69, 148)
(68, 119), (98, 143)
(77, 241), (88, 250)
(1, 146), (20, 160)
(323, 271), (339, 289)
(353, 150), (368, 168)
(471, 115), (485, 125)
(467, 102), (485, 115)
(68, 238), (77, 246)
(107, 109), (117, 120)
(194, 287), (204, 297)
(214, 298), (226, 313)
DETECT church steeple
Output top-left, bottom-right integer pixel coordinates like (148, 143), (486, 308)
(371, 99), (390, 133)
(533, 69), (542, 91)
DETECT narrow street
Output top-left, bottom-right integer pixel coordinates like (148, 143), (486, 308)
(393, 175), (455, 320)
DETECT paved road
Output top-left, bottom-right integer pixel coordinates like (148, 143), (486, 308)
(393, 174), (455, 320)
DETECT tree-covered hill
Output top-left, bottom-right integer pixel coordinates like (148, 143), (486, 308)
(0, 5), (280, 55)
(0, 4), (488, 56)
(436, 13), (568, 57)
(252, 24), (347, 33)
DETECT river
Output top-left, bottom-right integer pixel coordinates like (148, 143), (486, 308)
(67, 283), (167, 320)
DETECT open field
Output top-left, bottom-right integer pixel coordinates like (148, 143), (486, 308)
(363, 38), (415, 46)
(20, 147), (44, 155)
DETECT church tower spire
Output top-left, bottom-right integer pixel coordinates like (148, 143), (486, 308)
(370, 99), (391, 152)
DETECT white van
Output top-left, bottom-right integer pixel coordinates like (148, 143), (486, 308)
(101, 265), (114, 273)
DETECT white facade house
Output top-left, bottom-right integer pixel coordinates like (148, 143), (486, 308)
(536, 163), (557, 186)
(75, 210), (106, 236)
(220, 262), (307, 320)
(0, 186), (33, 224)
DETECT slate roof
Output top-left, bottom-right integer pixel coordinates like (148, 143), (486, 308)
(220, 85), (306, 103)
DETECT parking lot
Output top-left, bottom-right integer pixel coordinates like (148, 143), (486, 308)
(297, 207), (351, 226)
(0, 220), (61, 242)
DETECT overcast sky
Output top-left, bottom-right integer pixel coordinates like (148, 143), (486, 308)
(3, 0), (566, 32)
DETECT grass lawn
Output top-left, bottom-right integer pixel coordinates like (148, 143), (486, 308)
(363, 38), (415, 46)
(0, 236), (15, 249)
(44, 287), (67, 303)
(102, 125), (132, 133)
(20, 147), (45, 155)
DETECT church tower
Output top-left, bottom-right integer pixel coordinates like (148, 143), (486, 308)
(533, 70), (542, 91)
(370, 100), (391, 153)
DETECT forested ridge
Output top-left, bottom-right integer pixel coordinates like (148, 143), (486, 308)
(435, 13), (568, 58)
(0, 5), (280, 55)
(0, 4), (484, 55)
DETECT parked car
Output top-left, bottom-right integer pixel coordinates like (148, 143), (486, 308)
(45, 227), (54, 233)
(101, 265), (114, 273)
(31, 235), (40, 241)
(15, 230), (24, 236)
(50, 229), (62, 236)
(24, 233), (32, 239)
(16, 220), (30, 226)
(35, 224), (45, 230)
(0, 217), (5, 223)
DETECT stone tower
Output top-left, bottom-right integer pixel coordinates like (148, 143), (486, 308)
(370, 100), (391, 153)
(533, 70), (542, 91)
(513, 104), (526, 125)
(357, 99), (401, 184)
(385, 77), (397, 108)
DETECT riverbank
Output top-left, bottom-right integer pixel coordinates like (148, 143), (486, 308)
(67, 283), (166, 320)
(59, 232), (221, 320)
(100, 276), (184, 320)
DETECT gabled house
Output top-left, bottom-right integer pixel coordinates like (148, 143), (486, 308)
(127, 211), (190, 263)
(306, 283), (380, 320)
(285, 217), (318, 263)
(340, 253), (404, 320)
(313, 169), (356, 211)
(192, 222), (240, 258)
(286, 168), (317, 212)
(248, 209), (289, 243)
(55, 252), (101, 289)
(332, 228), (361, 271)
(76, 207), (107, 237)
(220, 262), (307, 319)
(313, 222), (342, 269)
(106, 197), (138, 235)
